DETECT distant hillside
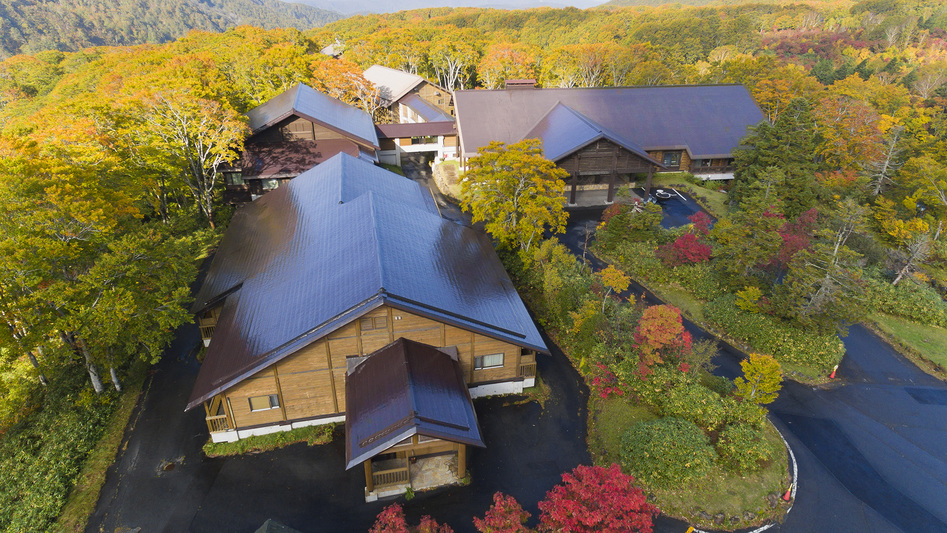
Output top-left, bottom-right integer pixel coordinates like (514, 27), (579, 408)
(297, 0), (605, 15)
(0, 0), (342, 58)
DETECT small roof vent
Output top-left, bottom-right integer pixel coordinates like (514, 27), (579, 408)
(504, 79), (536, 89)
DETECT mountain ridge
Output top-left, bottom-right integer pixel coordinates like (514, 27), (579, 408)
(0, 0), (342, 58)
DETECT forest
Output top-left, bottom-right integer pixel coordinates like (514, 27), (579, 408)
(0, 0), (946, 530)
(0, 0), (341, 58)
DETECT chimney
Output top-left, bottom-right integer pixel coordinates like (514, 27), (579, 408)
(504, 79), (537, 90)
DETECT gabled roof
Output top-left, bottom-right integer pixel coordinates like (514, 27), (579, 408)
(453, 85), (765, 160)
(245, 83), (379, 150)
(344, 338), (484, 469)
(399, 94), (454, 123)
(363, 65), (427, 105)
(525, 102), (659, 165)
(187, 154), (547, 411)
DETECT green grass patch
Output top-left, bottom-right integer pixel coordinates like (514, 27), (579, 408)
(650, 422), (788, 529)
(587, 395), (788, 529)
(378, 163), (405, 176)
(55, 360), (151, 533)
(871, 313), (947, 379)
(203, 423), (338, 457)
(523, 371), (551, 407)
(587, 395), (657, 466)
(652, 283), (706, 322)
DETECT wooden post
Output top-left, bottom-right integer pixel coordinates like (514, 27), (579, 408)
(364, 461), (374, 493)
(606, 171), (617, 203)
(457, 444), (467, 478)
(644, 165), (655, 200)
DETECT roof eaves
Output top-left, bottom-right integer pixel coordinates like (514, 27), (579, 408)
(385, 298), (548, 354)
(185, 294), (387, 411)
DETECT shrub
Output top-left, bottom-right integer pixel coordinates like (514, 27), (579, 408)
(538, 464), (657, 533)
(716, 423), (780, 474)
(704, 294), (844, 372)
(658, 381), (729, 431)
(670, 262), (728, 301)
(474, 492), (531, 533)
(722, 396), (768, 428)
(621, 417), (717, 487)
(863, 277), (947, 327)
(656, 232), (712, 266)
(0, 368), (115, 532)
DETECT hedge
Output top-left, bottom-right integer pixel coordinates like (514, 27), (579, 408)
(704, 294), (844, 372)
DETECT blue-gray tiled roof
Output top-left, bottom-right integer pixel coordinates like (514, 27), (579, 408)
(454, 85), (765, 160)
(187, 154), (547, 411)
(246, 83), (379, 149)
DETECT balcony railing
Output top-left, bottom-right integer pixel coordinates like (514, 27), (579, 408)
(206, 414), (230, 433)
(519, 362), (537, 378)
(692, 165), (734, 174)
(372, 462), (410, 489)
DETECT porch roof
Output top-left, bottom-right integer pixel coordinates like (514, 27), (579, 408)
(344, 338), (485, 469)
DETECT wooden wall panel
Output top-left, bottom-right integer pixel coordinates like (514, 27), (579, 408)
(227, 373), (284, 427)
(281, 369), (338, 419)
(470, 335), (520, 384)
(313, 123), (348, 141)
(328, 337), (358, 358)
(334, 369), (347, 412)
(278, 340), (329, 374)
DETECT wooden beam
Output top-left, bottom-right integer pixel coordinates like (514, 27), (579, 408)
(457, 444), (467, 478)
(644, 165), (655, 200)
(364, 461), (374, 493)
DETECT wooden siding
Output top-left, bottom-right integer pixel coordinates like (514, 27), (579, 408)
(416, 82), (453, 116)
(557, 139), (653, 179)
(218, 304), (525, 430)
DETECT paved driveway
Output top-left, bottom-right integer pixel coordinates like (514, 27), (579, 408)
(86, 327), (600, 533)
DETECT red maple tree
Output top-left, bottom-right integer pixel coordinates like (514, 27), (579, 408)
(538, 464), (658, 533)
(473, 492), (532, 533)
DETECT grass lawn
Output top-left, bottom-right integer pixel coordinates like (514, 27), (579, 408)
(379, 163), (405, 176)
(871, 313), (947, 379)
(650, 421), (788, 529)
(653, 282), (706, 323)
(588, 395), (788, 529)
(588, 395), (657, 466)
(203, 423), (338, 457)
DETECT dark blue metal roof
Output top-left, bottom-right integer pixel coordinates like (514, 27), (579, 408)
(454, 85), (765, 160)
(344, 338), (484, 469)
(525, 102), (660, 165)
(246, 83), (379, 149)
(187, 153), (547, 411)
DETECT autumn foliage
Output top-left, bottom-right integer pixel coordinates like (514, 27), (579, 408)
(370, 504), (454, 533)
(656, 212), (713, 267)
(633, 305), (693, 376)
(537, 464), (657, 533)
(474, 492), (532, 533)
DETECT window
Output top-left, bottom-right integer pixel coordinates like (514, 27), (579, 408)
(225, 172), (245, 186)
(662, 151), (682, 168)
(474, 353), (504, 370)
(248, 394), (279, 411)
(261, 179), (280, 191)
(360, 316), (388, 331)
(411, 136), (438, 145)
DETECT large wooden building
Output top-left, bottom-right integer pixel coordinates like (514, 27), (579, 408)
(190, 153), (546, 498)
(453, 84), (765, 204)
(363, 65), (454, 123)
(224, 83), (380, 202)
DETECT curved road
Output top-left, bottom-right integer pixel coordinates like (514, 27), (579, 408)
(561, 207), (947, 533)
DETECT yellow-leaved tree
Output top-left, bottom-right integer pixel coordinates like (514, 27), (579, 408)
(460, 139), (569, 252)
